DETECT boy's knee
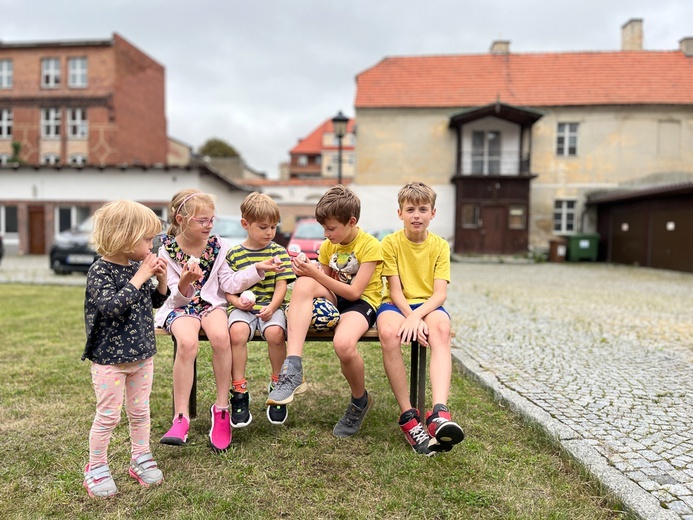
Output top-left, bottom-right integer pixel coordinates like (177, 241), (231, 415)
(264, 327), (285, 344)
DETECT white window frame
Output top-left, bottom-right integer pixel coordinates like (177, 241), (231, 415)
(0, 108), (12, 138)
(68, 108), (88, 138)
(68, 57), (88, 88)
(297, 155), (307, 166)
(55, 205), (90, 233)
(553, 199), (577, 234)
(68, 153), (87, 166)
(41, 108), (61, 138)
(0, 153), (10, 165)
(0, 59), (12, 89)
(41, 58), (61, 88)
(41, 153), (60, 165)
(556, 123), (578, 156)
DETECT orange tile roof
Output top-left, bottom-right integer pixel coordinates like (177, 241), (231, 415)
(291, 118), (355, 155)
(355, 51), (693, 108)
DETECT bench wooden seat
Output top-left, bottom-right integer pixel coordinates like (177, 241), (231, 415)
(156, 327), (453, 418)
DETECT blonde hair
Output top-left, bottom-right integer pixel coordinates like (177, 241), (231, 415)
(240, 192), (280, 224)
(167, 188), (216, 235)
(315, 184), (360, 225)
(397, 182), (437, 210)
(91, 200), (162, 257)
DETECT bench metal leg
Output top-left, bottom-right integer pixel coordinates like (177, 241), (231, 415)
(172, 337), (197, 419)
(409, 340), (426, 415)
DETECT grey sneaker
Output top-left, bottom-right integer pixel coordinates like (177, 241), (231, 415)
(83, 463), (117, 498)
(128, 452), (163, 487)
(333, 393), (373, 438)
(266, 360), (307, 405)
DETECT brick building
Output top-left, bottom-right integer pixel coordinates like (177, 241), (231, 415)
(0, 33), (166, 166)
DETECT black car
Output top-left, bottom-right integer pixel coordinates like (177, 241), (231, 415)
(49, 218), (98, 274)
(0, 234), (4, 265)
(49, 217), (166, 274)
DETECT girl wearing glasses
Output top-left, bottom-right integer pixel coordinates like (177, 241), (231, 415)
(155, 189), (283, 452)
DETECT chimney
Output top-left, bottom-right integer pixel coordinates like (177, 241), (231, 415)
(490, 40), (510, 55)
(621, 18), (643, 51)
(681, 37), (693, 57)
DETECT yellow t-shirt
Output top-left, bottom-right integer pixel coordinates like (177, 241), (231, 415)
(318, 228), (383, 311)
(381, 229), (450, 305)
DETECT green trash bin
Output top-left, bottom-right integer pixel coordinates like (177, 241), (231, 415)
(566, 234), (599, 262)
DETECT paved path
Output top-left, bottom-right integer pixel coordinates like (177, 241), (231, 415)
(447, 262), (693, 520)
(2, 255), (692, 519)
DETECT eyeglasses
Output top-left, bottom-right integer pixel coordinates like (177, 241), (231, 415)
(190, 216), (216, 228)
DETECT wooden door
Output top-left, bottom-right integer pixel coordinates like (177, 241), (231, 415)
(480, 206), (505, 253)
(28, 206), (46, 255)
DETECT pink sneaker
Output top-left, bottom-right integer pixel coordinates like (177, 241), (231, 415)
(209, 404), (232, 451)
(160, 413), (189, 446)
(425, 406), (465, 453)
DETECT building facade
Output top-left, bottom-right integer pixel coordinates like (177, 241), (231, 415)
(287, 117), (355, 181)
(0, 33), (166, 167)
(353, 19), (693, 260)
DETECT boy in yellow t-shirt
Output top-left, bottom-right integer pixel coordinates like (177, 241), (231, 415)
(377, 182), (464, 456)
(267, 185), (383, 438)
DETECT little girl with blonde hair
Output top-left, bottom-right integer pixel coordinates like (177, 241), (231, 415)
(157, 188), (283, 451)
(82, 200), (169, 498)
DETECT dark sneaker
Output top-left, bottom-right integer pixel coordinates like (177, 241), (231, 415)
(426, 406), (464, 452)
(230, 391), (252, 428)
(266, 360), (307, 405)
(399, 409), (435, 456)
(266, 381), (288, 425)
(160, 413), (189, 446)
(333, 393), (373, 438)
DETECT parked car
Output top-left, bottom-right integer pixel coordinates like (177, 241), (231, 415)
(49, 218), (98, 274)
(287, 218), (325, 261)
(50, 217), (166, 274)
(0, 234), (4, 265)
(211, 215), (247, 248)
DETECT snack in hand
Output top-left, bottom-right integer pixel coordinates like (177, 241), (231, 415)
(239, 290), (256, 306)
(272, 255), (282, 266)
(297, 252), (308, 263)
(187, 255), (200, 267)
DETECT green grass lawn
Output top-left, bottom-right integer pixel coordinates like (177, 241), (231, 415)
(0, 284), (628, 519)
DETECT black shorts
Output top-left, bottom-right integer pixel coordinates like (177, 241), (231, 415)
(336, 296), (377, 327)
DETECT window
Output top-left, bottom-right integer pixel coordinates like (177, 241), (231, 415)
(56, 206), (89, 232)
(553, 200), (576, 233)
(41, 153), (60, 165)
(472, 130), (501, 174)
(556, 123), (578, 156)
(0, 153), (10, 165)
(461, 204), (480, 228)
(68, 108), (88, 138)
(2, 204), (18, 234)
(297, 155), (307, 166)
(68, 57), (87, 88)
(508, 206), (526, 230)
(41, 58), (61, 88)
(0, 59), (12, 89)
(0, 108), (12, 138)
(68, 153), (87, 166)
(41, 108), (61, 138)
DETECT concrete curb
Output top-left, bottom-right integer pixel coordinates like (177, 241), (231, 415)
(452, 347), (681, 520)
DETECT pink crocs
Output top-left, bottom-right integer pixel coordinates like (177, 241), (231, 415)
(209, 404), (232, 451)
(160, 413), (189, 446)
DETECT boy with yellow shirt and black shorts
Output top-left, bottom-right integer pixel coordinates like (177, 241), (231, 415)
(267, 185), (383, 438)
(377, 182), (464, 456)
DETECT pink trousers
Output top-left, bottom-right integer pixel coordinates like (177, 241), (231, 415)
(88, 357), (154, 466)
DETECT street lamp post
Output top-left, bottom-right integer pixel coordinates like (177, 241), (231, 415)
(331, 111), (348, 185)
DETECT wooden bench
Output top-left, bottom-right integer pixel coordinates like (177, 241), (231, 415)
(155, 327), (452, 418)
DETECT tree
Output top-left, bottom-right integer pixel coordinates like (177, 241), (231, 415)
(198, 138), (239, 157)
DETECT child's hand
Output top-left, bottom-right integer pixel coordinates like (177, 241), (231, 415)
(398, 315), (426, 346)
(229, 293), (254, 311)
(291, 256), (317, 278)
(137, 252), (160, 279)
(256, 258), (285, 273)
(257, 305), (273, 321)
(180, 261), (203, 285)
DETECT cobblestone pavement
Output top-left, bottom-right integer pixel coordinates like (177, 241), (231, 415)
(2, 255), (692, 518)
(448, 262), (693, 520)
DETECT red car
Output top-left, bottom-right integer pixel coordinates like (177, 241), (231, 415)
(287, 218), (325, 261)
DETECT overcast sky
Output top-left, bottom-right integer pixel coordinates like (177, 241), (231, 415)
(1, 0), (691, 178)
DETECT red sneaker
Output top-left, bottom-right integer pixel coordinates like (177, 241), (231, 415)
(425, 406), (464, 452)
(399, 409), (435, 456)
(209, 404), (232, 451)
